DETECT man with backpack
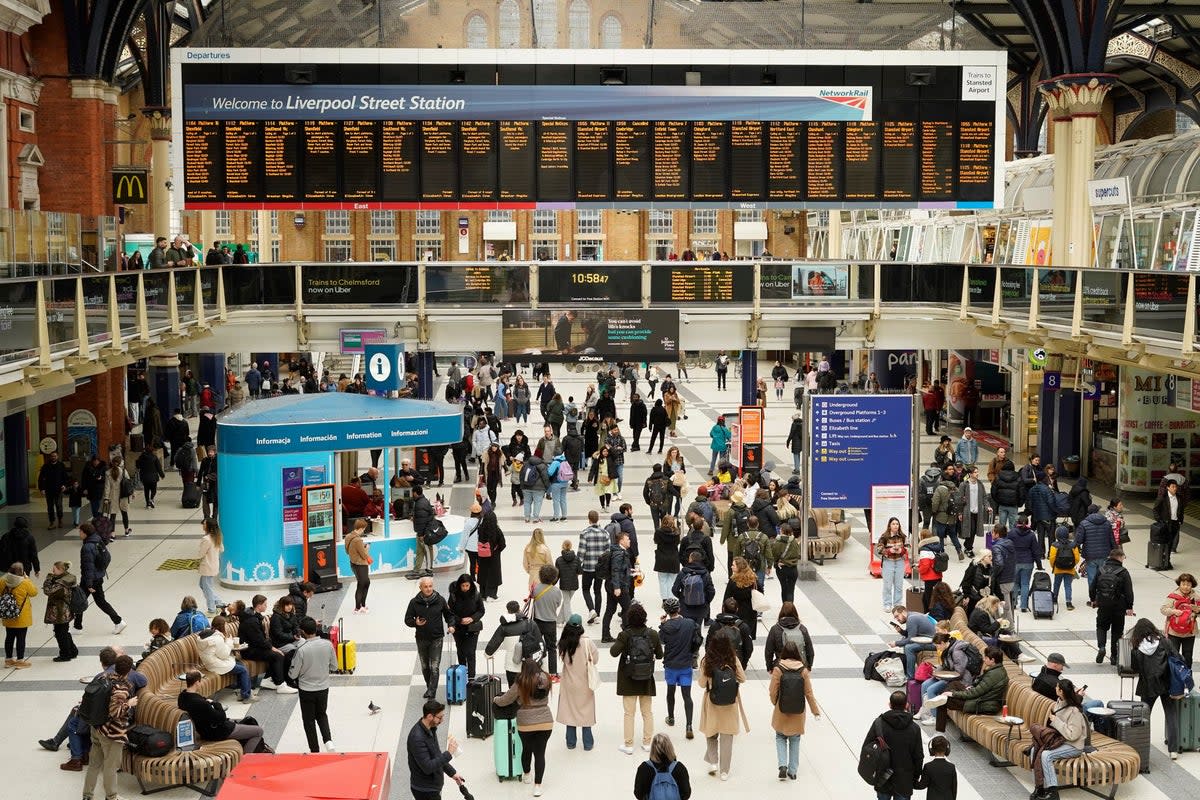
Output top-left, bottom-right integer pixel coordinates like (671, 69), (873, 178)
(930, 466), (965, 561)
(519, 456), (551, 525)
(601, 532), (634, 643)
(739, 517), (771, 591)
(719, 491), (752, 573)
(561, 428), (584, 491)
(609, 504), (640, 563)
(672, 550), (715, 632)
(1073, 503), (1115, 587)
(678, 517), (715, 575)
(643, 465), (673, 532)
(860, 690), (923, 800)
(77, 522), (125, 635)
(1090, 548), (1135, 667)
(80, 654), (138, 800)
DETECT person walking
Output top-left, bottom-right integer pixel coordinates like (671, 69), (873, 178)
(930, 466), (965, 560)
(867, 690), (926, 800)
(1154, 480), (1185, 562)
(771, 520), (803, 604)
(653, 515), (682, 600)
(764, 602), (815, 672)
(697, 632), (748, 781)
(648, 399), (670, 455)
(1161, 572), (1200, 671)
(601, 532), (634, 643)
(723, 557), (760, 642)
(708, 417), (732, 475)
(447, 573), (484, 679)
(0, 516), (38, 578)
(876, 517), (908, 612)
(1009, 515), (1044, 613)
(77, 522), (125, 634)
(1073, 504), (1115, 588)
(556, 615), (598, 750)
(344, 519), (372, 613)
(2, 564), (38, 668)
(38, 452), (69, 529)
(405, 577), (453, 699)
(673, 550), (716, 632)
(660, 598), (700, 740)
(523, 528), (553, 590)
(554, 541), (580, 625)
(769, 640), (820, 781)
(530, 565), (563, 677)
(42, 561), (79, 662)
(81, 654), (138, 800)
(102, 456), (133, 537)
(612, 602), (663, 755)
(1047, 525), (1079, 611)
(493, 659), (555, 795)
(578, 510), (608, 624)
(196, 518), (224, 614)
(784, 413), (804, 475)
(1130, 617), (1184, 759)
(135, 446), (164, 509)
(288, 617), (339, 753)
(634, 734), (692, 799)
(1090, 548), (1135, 667)
(406, 699), (465, 800)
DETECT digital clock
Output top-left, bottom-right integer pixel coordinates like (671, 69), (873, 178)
(539, 264), (641, 303)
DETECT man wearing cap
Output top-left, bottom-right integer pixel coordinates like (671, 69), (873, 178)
(686, 487), (715, 529)
(1031, 653), (1104, 710)
(955, 428), (978, 468)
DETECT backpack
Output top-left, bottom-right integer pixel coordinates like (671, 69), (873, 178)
(858, 718), (894, 788)
(1169, 650), (1196, 697)
(595, 546), (615, 580)
(708, 664), (739, 705)
(782, 625), (811, 666)
(947, 488), (964, 518)
(777, 665), (807, 714)
(520, 463), (539, 489)
(680, 571), (706, 606)
(94, 542), (113, 574)
(954, 640), (984, 677)
(919, 468), (942, 511)
(625, 631), (655, 681)
(1053, 542), (1076, 571)
(742, 535), (763, 571)
(126, 724), (172, 757)
(932, 550), (949, 574)
(604, 520), (622, 542)
(731, 506), (750, 535)
(78, 673), (115, 727)
(557, 460), (575, 483)
(646, 477), (669, 510)
(0, 587), (22, 620)
(1053, 491), (1071, 517)
(647, 761), (682, 800)
(518, 619), (545, 664)
(1093, 564), (1122, 605)
(119, 476), (134, 499)
(69, 584), (89, 617)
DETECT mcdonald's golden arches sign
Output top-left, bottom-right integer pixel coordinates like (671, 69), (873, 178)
(112, 170), (148, 204)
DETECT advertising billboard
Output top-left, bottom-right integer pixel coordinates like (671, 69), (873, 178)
(501, 309), (679, 363)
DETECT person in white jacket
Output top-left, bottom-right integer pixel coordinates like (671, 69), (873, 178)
(198, 616), (255, 702)
(197, 519), (223, 613)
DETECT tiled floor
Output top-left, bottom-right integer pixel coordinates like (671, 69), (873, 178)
(4, 364), (1200, 800)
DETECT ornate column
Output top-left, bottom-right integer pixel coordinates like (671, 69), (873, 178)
(1038, 75), (1116, 268)
(144, 107), (173, 238)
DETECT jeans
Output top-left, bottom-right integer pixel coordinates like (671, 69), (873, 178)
(515, 401), (529, 423)
(877, 792), (911, 800)
(565, 725), (594, 750)
(1052, 574), (1073, 604)
(549, 483), (568, 519)
(881, 557), (904, 610)
(933, 520), (961, 553)
(657, 571), (676, 600)
(523, 491), (545, 521)
(1085, 558), (1105, 588)
(230, 662), (252, 699)
(709, 449), (728, 472)
(519, 729), (551, 783)
(624, 694), (654, 746)
(67, 711), (91, 759)
(921, 678), (948, 702)
(199, 574), (222, 612)
(299, 688), (332, 752)
(997, 505), (1018, 530)
(1015, 562), (1034, 609)
(775, 733), (801, 774)
(494, 396), (508, 418)
(416, 636), (444, 692)
(1040, 743), (1083, 787)
(903, 643), (933, 679)
(581, 570), (601, 614)
(792, 452), (801, 472)
(717, 370), (727, 390)
(1148, 694), (1181, 753)
(614, 463), (625, 493)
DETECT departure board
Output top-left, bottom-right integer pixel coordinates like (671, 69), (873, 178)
(178, 61), (1005, 208)
(650, 264), (754, 303)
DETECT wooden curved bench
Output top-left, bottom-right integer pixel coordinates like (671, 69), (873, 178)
(121, 619), (266, 796)
(943, 608), (1141, 799)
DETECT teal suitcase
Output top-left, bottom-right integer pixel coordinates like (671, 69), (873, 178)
(493, 717), (523, 780)
(1179, 690), (1200, 751)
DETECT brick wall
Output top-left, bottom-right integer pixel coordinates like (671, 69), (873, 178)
(39, 365), (127, 457)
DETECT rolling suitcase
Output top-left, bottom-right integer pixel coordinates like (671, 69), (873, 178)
(1107, 699), (1151, 721)
(1178, 691), (1200, 751)
(1112, 716), (1152, 773)
(1147, 540), (1171, 571)
(1117, 633), (1135, 675)
(467, 674), (502, 739)
(493, 717), (523, 780)
(182, 482), (201, 509)
(333, 617), (356, 674)
(1031, 571), (1054, 619)
(906, 678), (923, 714)
(446, 663), (468, 705)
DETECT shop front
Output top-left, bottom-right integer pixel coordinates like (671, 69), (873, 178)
(1116, 368), (1200, 493)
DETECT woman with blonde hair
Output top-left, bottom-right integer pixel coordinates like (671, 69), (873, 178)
(43, 560), (79, 661)
(634, 734), (692, 799)
(2, 563), (37, 667)
(723, 557), (760, 640)
(198, 517), (223, 613)
(523, 528), (553, 589)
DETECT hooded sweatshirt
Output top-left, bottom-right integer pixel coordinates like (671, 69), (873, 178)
(865, 709), (924, 797)
(0, 517), (38, 576)
(555, 550), (581, 591)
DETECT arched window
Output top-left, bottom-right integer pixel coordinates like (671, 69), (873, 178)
(600, 14), (622, 49)
(533, 0), (557, 47)
(465, 14), (488, 48)
(568, 0), (590, 48)
(498, 0), (520, 47)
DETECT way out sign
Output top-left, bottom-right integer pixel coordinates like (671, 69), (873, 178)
(365, 344), (404, 393)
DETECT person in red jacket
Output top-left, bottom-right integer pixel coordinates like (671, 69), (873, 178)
(341, 477), (370, 519)
(922, 384), (942, 436)
(916, 529), (946, 612)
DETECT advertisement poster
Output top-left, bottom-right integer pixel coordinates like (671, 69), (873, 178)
(301, 264), (417, 305)
(1118, 369), (1200, 490)
(282, 507), (304, 547)
(303, 466), (328, 486)
(760, 264), (849, 301)
(501, 309), (679, 363)
(339, 328), (388, 355)
(303, 485), (336, 542)
(871, 484), (912, 541)
(1025, 222), (1052, 266)
(282, 467), (303, 508)
(810, 395), (915, 508)
(945, 351), (977, 423)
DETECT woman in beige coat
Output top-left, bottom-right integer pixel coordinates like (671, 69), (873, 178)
(769, 640), (821, 781)
(697, 633), (749, 781)
(102, 457), (132, 537)
(197, 518), (223, 613)
(556, 615), (598, 750)
(522, 528), (553, 589)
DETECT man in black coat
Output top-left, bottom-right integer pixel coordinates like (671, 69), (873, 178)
(628, 393), (647, 451)
(410, 486), (437, 578)
(404, 577), (454, 699)
(0, 517), (39, 577)
(864, 690), (924, 800)
(1090, 548), (1135, 667)
(406, 699), (464, 799)
(38, 453), (70, 529)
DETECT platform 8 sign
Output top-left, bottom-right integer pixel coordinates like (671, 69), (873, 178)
(810, 394), (914, 508)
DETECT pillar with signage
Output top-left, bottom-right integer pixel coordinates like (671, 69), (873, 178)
(738, 406), (763, 473)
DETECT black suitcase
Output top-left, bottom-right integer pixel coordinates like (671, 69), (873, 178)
(1107, 699), (1151, 721)
(1148, 540), (1171, 571)
(182, 482), (201, 509)
(1032, 589), (1055, 619)
(466, 674), (502, 739)
(1112, 716), (1152, 773)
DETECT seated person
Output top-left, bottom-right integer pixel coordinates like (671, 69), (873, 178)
(198, 617), (254, 702)
(916, 633), (977, 723)
(170, 595), (210, 640)
(268, 596), (302, 651)
(364, 489), (386, 519)
(233, 595), (296, 694)
(177, 670), (266, 753)
(341, 477), (370, 518)
(1031, 652), (1102, 711)
(141, 618), (172, 661)
(1030, 677), (1089, 800)
(358, 466), (380, 493)
(395, 458), (422, 487)
(923, 646), (1010, 733)
(890, 606), (936, 679)
(968, 595), (1022, 661)
(287, 581), (315, 620)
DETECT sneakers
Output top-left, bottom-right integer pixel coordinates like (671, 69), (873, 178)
(788, 772), (797, 781)
(618, 745), (634, 755)
(533, 787), (543, 797)
(923, 693), (950, 709)
(124, 528), (132, 537)
(239, 694), (258, 703)
(324, 740), (336, 752)
(38, 738), (59, 752)
(113, 621), (127, 635)
(1096, 650), (1105, 664)
(641, 743), (651, 753)
(587, 610), (598, 624)
(720, 773), (729, 781)
(274, 683), (299, 695)
(1171, 751), (1179, 760)
(778, 766), (788, 781)
(3, 658), (14, 667)
(1066, 603), (1075, 611)
(706, 761), (718, 775)
(665, 716), (675, 727)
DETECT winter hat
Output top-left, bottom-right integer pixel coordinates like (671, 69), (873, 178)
(567, 613), (583, 626)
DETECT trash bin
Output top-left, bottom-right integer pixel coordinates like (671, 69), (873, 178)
(1061, 456), (1080, 477)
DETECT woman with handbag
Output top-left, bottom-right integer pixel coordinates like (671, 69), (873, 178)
(556, 615), (599, 750)
(476, 508), (506, 600)
(1161, 572), (1200, 671)
(102, 456), (133, 537)
(1029, 678), (1088, 800)
(590, 445), (616, 511)
(448, 572), (485, 678)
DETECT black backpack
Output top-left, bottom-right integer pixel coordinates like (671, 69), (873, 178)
(731, 506), (750, 535)
(709, 664), (739, 705)
(932, 550), (950, 573)
(519, 619), (545, 663)
(127, 724), (172, 757)
(742, 536), (763, 571)
(777, 665), (807, 714)
(1093, 564), (1122, 604)
(94, 542), (112, 574)
(953, 641), (984, 677)
(858, 718), (894, 788)
(595, 546), (616, 581)
(646, 478), (670, 510)
(78, 674), (115, 727)
(1053, 542), (1076, 570)
(625, 631), (655, 681)
(919, 468), (942, 511)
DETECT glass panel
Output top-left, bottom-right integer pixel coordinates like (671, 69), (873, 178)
(1081, 270), (1124, 331)
(0, 208), (13, 278)
(47, 277), (79, 351)
(0, 278), (36, 362)
(999, 268), (1031, 310)
(300, 264), (418, 305)
(258, 264), (297, 305)
(1133, 272), (1188, 335)
(1145, 150), (1189, 199)
(142, 271), (170, 332)
(11, 209), (31, 276)
(1037, 268), (1076, 326)
(967, 266), (995, 308)
(760, 264), (852, 302)
(28, 211), (49, 276)
(176, 271), (197, 325)
(81, 276), (110, 345)
(199, 267), (219, 309)
(114, 274), (141, 335)
(426, 263), (531, 304)
(993, 222), (1011, 264)
(1157, 211), (1184, 270)
(1132, 216), (1158, 269)
(1175, 210), (1196, 270)
(1096, 214), (1121, 269)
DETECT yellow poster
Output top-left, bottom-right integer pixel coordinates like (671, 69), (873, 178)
(1026, 222), (1052, 266)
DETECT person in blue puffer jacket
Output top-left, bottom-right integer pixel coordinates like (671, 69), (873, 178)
(1008, 515), (1044, 613)
(1073, 504), (1115, 589)
(1026, 478), (1057, 552)
(989, 525), (1017, 621)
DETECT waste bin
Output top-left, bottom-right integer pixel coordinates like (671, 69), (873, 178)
(1061, 456), (1080, 477)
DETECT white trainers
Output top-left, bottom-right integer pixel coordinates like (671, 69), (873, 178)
(113, 622), (127, 635)
(533, 787), (543, 797)
(923, 693), (950, 709)
(641, 743), (651, 752)
(522, 772), (533, 784)
(324, 740), (337, 752)
(274, 683), (299, 694)
(618, 745), (634, 755)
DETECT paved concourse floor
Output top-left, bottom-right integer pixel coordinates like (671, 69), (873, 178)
(4, 364), (1200, 800)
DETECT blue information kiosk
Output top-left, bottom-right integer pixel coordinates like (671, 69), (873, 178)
(215, 394), (462, 588)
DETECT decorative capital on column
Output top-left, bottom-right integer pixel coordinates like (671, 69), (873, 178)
(1037, 73), (1118, 119)
(142, 107), (171, 140)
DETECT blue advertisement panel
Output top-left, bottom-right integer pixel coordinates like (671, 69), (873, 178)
(810, 394), (914, 508)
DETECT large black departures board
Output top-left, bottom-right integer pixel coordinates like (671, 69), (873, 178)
(178, 58), (1002, 208)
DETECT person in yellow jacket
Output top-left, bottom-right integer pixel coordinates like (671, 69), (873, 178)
(3, 563), (39, 668)
(1047, 524), (1080, 611)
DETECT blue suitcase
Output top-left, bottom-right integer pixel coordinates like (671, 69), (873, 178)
(445, 663), (467, 705)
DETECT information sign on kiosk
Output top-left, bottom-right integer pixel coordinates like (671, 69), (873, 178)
(364, 343), (405, 394)
(738, 406), (764, 473)
(303, 484), (340, 591)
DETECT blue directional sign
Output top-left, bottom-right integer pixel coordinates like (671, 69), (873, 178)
(1043, 371), (1061, 391)
(810, 394), (915, 508)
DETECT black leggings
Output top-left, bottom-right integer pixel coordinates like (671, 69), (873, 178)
(666, 683), (694, 726)
(519, 728), (551, 783)
(453, 630), (479, 677)
(1170, 635), (1196, 672)
(53, 622), (78, 659)
(776, 564), (798, 603)
(143, 481), (158, 505)
(4, 627), (27, 659)
(108, 509), (129, 532)
(352, 563), (371, 610)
